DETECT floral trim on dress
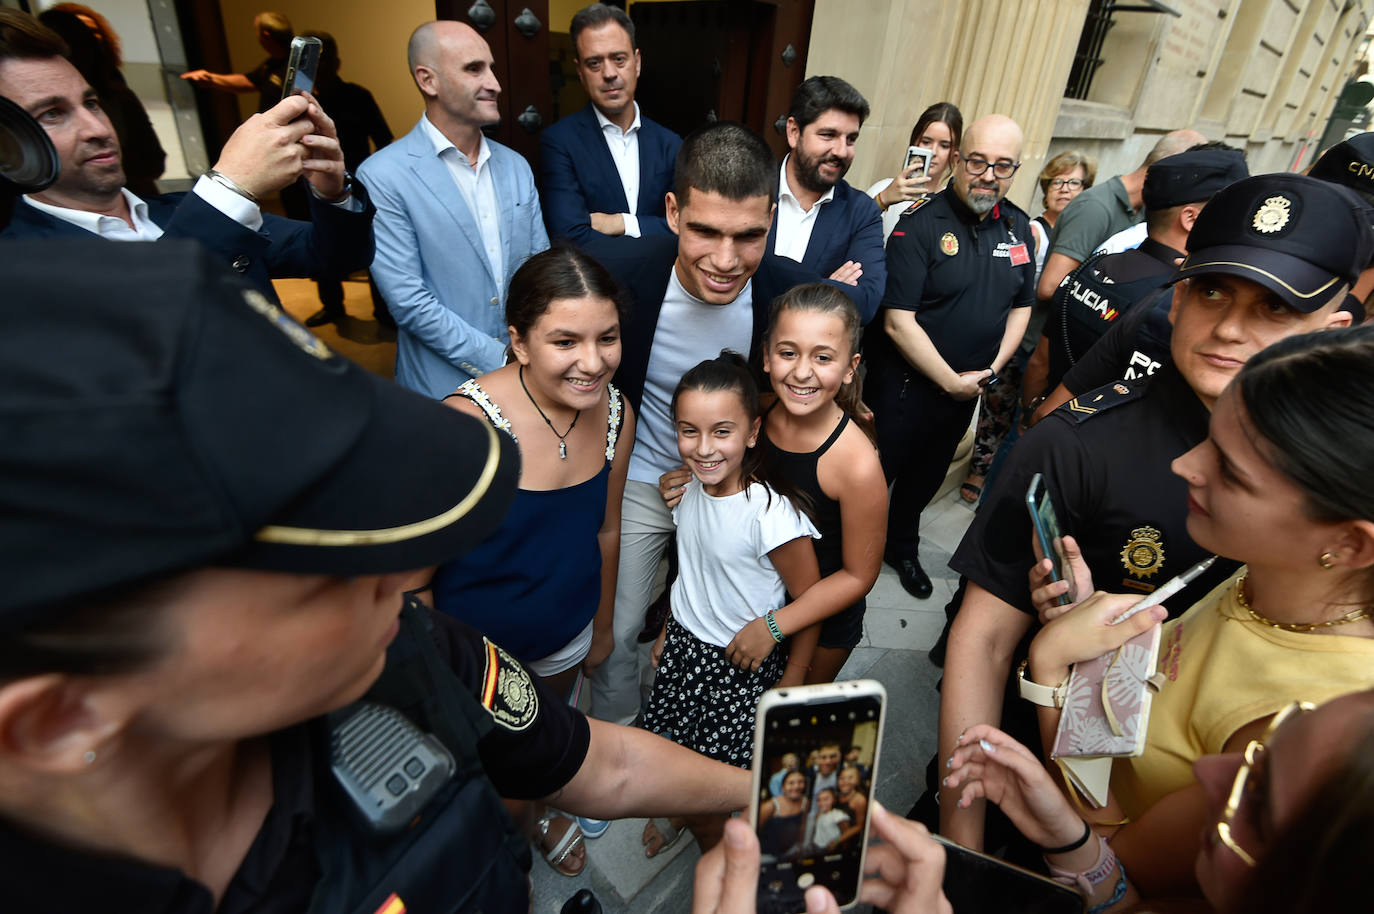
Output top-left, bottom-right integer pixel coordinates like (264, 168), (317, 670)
(453, 379), (517, 443)
(605, 384), (623, 462)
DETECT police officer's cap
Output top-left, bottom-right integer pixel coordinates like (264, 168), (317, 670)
(1171, 173), (1373, 314)
(1308, 132), (1374, 202)
(0, 241), (519, 627)
(1142, 146), (1248, 211)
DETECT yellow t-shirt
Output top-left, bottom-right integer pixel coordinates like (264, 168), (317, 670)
(1112, 569), (1374, 818)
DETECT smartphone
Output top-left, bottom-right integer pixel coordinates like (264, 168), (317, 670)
(1026, 473), (1077, 606)
(904, 145), (933, 177)
(281, 35), (323, 101)
(932, 835), (1086, 913)
(751, 681), (886, 913)
(980, 373), (1001, 389)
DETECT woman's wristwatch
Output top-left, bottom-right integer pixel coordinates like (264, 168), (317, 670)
(1017, 658), (1069, 708)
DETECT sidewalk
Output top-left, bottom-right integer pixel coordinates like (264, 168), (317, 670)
(531, 489), (978, 913)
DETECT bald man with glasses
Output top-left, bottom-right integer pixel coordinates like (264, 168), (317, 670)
(861, 114), (1035, 600)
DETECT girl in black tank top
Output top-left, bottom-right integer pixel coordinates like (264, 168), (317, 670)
(755, 284), (889, 684)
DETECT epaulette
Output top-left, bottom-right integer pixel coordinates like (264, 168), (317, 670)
(1055, 379), (1146, 424)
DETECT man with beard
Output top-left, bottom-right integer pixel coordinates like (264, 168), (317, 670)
(0, 9), (373, 304)
(765, 75), (887, 324)
(357, 20), (548, 399)
(862, 114), (1034, 599)
(539, 3), (681, 245)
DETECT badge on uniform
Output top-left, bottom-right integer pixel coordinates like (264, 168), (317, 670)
(1121, 526), (1165, 581)
(940, 232), (959, 256)
(480, 638), (539, 731)
(1008, 242), (1030, 266)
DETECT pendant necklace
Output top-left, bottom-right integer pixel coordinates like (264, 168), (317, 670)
(519, 365), (580, 459)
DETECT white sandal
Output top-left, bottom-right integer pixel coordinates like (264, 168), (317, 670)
(537, 813), (585, 876)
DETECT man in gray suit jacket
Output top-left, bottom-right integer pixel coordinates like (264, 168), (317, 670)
(358, 20), (548, 399)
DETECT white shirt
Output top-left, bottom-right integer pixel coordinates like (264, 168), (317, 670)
(670, 479), (820, 647)
(626, 269), (754, 485)
(775, 157), (834, 262)
(22, 177), (263, 240)
(1094, 222), (1148, 256)
(594, 102), (642, 238)
(420, 113), (504, 284)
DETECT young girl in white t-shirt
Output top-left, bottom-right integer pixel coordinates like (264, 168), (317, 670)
(643, 350), (821, 850)
(644, 350), (820, 752)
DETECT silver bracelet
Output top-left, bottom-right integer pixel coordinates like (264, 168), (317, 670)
(204, 169), (259, 205)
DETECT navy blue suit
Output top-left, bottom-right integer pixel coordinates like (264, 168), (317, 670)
(539, 104), (681, 245)
(1, 187), (375, 303)
(764, 178), (887, 325)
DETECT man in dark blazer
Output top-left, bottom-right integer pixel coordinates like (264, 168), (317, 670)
(539, 4), (680, 245)
(766, 76), (887, 325)
(583, 123), (839, 729)
(0, 10), (373, 303)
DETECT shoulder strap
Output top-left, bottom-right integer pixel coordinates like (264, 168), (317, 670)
(604, 384), (624, 461)
(1056, 378), (1147, 425)
(451, 379), (518, 443)
(816, 412), (850, 455)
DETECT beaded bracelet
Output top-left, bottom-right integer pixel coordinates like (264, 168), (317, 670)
(765, 610), (785, 643)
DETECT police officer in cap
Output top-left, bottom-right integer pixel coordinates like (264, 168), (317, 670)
(864, 113), (1036, 599)
(1034, 146), (1373, 421)
(0, 241), (756, 913)
(1024, 144), (1248, 406)
(931, 172), (1371, 854)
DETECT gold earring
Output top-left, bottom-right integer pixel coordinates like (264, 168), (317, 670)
(1320, 552), (1338, 569)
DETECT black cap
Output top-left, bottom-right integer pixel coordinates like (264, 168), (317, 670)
(0, 241), (519, 627)
(1142, 147), (1248, 211)
(1171, 173), (1373, 313)
(1309, 132), (1374, 200)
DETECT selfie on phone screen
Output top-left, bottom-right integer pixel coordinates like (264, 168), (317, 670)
(754, 686), (883, 912)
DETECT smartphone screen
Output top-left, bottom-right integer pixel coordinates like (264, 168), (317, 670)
(1026, 473), (1077, 605)
(933, 836), (1086, 913)
(904, 145), (932, 177)
(281, 36), (322, 101)
(754, 688), (882, 913)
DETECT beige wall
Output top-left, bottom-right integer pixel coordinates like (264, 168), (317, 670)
(216, 0), (433, 139)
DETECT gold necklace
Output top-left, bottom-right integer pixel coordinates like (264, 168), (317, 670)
(1232, 574), (1372, 633)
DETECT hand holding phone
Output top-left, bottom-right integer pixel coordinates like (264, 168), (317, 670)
(750, 682), (885, 912)
(1026, 474), (1078, 608)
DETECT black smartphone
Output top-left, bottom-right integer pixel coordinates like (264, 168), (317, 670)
(933, 835), (1086, 913)
(980, 373), (1001, 389)
(281, 36), (323, 101)
(751, 681), (886, 913)
(1026, 472), (1078, 606)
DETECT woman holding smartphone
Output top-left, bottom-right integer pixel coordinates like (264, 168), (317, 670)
(867, 102), (963, 241)
(1013, 326), (1374, 896)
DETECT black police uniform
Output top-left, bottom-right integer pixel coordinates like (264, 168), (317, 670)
(1058, 287), (1174, 396)
(3, 600), (590, 914)
(864, 188), (1036, 559)
(952, 365), (1239, 621)
(1041, 237), (1182, 393)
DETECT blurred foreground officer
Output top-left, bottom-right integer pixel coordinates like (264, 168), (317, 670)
(0, 9), (374, 302)
(0, 241), (751, 914)
(863, 114), (1035, 599)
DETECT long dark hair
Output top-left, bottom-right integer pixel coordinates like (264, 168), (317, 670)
(909, 102), (964, 178)
(670, 351), (812, 518)
(766, 283), (875, 443)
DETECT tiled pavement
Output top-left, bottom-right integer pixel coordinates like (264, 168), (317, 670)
(529, 490), (978, 914)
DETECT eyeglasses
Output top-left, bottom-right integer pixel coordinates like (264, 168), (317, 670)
(1049, 177), (1085, 189)
(960, 155), (1021, 180)
(1214, 700), (1314, 867)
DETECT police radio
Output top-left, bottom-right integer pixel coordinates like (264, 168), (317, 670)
(329, 702), (456, 834)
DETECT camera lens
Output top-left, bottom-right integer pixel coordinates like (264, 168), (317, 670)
(0, 95), (60, 192)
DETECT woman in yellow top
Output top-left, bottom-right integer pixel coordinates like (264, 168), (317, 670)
(1019, 325), (1374, 897)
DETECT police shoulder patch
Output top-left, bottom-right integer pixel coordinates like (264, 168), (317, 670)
(479, 638), (539, 731)
(1058, 379), (1146, 424)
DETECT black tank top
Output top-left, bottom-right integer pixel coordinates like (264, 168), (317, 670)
(760, 410), (849, 577)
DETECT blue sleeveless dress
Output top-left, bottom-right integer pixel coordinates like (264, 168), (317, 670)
(432, 381), (623, 663)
